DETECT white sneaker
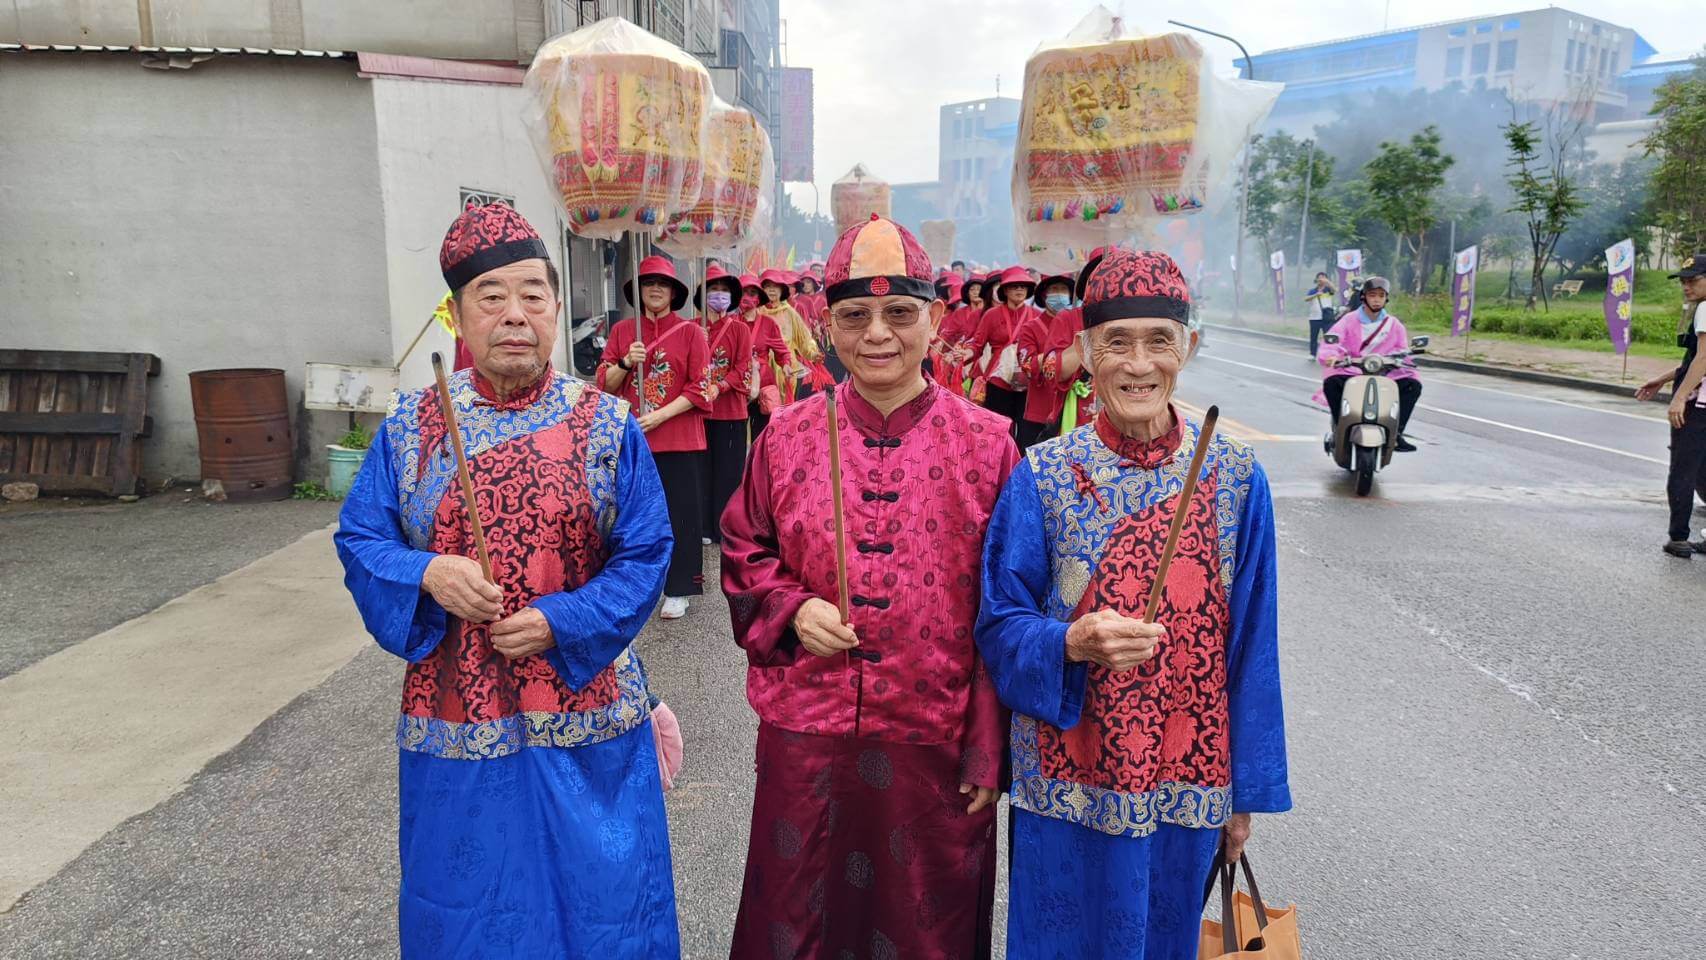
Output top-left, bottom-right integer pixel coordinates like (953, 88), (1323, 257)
(659, 596), (689, 620)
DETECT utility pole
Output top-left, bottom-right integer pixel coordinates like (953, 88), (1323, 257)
(1294, 139), (1314, 312)
(1168, 20), (1256, 322)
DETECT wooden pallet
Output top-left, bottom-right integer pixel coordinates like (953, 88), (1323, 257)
(0, 350), (161, 497)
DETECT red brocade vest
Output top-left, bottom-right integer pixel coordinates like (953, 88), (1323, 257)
(1012, 412), (1255, 836)
(721, 381), (1018, 785)
(388, 369), (648, 759)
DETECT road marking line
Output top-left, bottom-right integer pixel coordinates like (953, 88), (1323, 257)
(1197, 353), (1666, 465)
(1414, 405), (1668, 465)
(0, 527), (366, 913)
(1214, 334), (1669, 423)
(1176, 399), (1275, 440)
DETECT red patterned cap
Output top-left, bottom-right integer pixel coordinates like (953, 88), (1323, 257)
(823, 214), (936, 306)
(1080, 249), (1192, 328)
(440, 203), (552, 292)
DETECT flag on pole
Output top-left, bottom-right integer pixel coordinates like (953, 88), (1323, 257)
(1335, 249), (1362, 308)
(1269, 250), (1286, 314)
(1450, 246), (1478, 337)
(1603, 238), (1636, 356)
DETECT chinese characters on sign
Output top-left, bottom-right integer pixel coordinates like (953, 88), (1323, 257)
(1603, 238), (1635, 356)
(1451, 246), (1478, 337)
(779, 67), (814, 183)
(1335, 249), (1362, 308)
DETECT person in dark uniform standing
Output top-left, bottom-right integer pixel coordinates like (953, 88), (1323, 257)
(1636, 253), (1706, 557)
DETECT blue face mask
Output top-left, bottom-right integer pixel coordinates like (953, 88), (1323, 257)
(1044, 293), (1072, 313)
(706, 291), (733, 312)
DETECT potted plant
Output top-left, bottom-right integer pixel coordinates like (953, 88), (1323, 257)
(326, 421), (372, 498)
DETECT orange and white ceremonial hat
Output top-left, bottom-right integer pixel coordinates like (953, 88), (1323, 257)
(823, 214), (937, 306)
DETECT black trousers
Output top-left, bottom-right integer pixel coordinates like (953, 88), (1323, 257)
(703, 418), (748, 544)
(1016, 418), (1054, 451)
(1309, 308), (1335, 357)
(653, 450), (704, 597)
(748, 403), (770, 441)
(1667, 402), (1706, 541)
(1322, 376), (1422, 433)
(982, 384), (1026, 437)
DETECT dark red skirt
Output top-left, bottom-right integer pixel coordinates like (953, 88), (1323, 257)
(729, 724), (996, 960)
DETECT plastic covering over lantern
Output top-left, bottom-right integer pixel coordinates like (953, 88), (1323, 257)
(1012, 6), (1280, 272)
(830, 164), (892, 235)
(654, 97), (775, 262)
(523, 17), (713, 240)
(918, 220), (957, 268)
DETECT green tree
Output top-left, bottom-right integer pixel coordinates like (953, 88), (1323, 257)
(1503, 100), (1589, 311)
(1363, 125), (1455, 293)
(1643, 53), (1706, 257)
(1554, 157), (1657, 276)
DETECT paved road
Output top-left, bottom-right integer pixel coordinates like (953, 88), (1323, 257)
(2, 331), (1701, 958)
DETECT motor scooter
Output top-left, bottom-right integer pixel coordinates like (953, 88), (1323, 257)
(1321, 333), (1428, 496)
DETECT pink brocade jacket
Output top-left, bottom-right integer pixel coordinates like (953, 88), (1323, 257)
(720, 381), (1020, 787)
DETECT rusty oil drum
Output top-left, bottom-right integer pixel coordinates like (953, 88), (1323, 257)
(189, 368), (294, 501)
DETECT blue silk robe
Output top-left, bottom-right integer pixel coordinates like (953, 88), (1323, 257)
(335, 368), (680, 959)
(977, 411), (1290, 960)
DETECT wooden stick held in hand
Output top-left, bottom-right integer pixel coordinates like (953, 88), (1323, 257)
(824, 386), (851, 624)
(1143, 405), (1219, 623)
(431, 352), (495, 585)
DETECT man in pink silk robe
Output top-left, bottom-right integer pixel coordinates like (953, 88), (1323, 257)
(721, 215), (1019, 960)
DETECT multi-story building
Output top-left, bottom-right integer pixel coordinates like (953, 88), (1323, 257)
(936, 96), (1021, 265)
(1242, 8), (1655, 134)
(0, 1), (786, 486)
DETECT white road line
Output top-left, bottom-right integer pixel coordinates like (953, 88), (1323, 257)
(1197, 352), (1667, 465)
(1214, 334), (1668, 423)
(1413, 405), (1668, 465)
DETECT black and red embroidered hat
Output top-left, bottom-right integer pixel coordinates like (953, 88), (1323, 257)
(440, 203), (552, 293)
(823, 214), (937, 306)
(1080, 249), (1192, 328)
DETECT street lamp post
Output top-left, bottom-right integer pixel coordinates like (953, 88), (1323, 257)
(1168, 20), (1256, 322)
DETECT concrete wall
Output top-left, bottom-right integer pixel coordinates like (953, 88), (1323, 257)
(0, 54), (390, 485)
(1, 0), (537, 61)
(369, 75), (572, 397)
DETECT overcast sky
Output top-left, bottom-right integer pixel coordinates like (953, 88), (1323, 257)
(779, 0), (1704, 208)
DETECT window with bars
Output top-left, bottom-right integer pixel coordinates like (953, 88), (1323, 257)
(459, 188), (514, 210)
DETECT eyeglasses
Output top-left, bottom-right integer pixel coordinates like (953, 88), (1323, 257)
(829, 302), (926, 332)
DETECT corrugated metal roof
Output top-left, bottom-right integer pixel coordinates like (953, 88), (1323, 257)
(0, 42), (350, 58)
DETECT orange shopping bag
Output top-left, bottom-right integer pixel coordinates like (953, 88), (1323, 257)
(1199, 853), (1302, 959)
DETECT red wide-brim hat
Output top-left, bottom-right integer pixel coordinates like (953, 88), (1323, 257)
(623, 254), (690, 311)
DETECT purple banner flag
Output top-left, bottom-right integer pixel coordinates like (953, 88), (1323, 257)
(1603, 239), (1635, 356)
(1269, 250), (1285, 315)
(1450, 245), (1478, 337)
(1335, 249), (1362, 308)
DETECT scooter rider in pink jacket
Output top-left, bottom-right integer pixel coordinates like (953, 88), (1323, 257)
(1317, 276), (1423, 452)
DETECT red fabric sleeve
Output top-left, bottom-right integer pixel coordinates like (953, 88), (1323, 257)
(1017, 314), (1051, 379)
(594, 317), (633, 392)
(720, 426), (815, 666)
(682, 324), (713, 413)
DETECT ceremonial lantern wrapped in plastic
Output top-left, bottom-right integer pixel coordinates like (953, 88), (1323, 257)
(830, 164), (892, 235)
(918, 219), (957, 268)
(523, 17), (712, 240)
(655, 97), (775, 261)
(1013, 5), (1280, 272)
